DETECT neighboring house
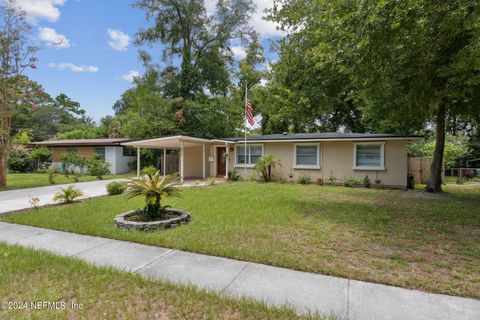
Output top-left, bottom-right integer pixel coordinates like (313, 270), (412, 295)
(31, 138), (136, 174)
(123, 133), (421, 188)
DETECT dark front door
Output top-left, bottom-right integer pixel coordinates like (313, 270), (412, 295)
(217, 147), (227, 176)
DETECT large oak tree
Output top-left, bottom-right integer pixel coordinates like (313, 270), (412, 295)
(269, 0), (480, 192)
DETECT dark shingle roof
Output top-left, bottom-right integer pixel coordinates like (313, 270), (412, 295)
(226, 133), (421, 142)
(31, 138), (133, 147)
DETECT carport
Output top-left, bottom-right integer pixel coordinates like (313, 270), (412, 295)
(122, 135), (232, 183)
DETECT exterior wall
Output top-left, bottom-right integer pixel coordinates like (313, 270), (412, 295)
(183, 146), (203, 178)
(228, 140), (409, 187)
(51, 146), (94, 162)
(49, 146), (135, 175)
(105, 146), (136, 174)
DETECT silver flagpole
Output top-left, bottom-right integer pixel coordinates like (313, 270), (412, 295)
(244, 84), (247, 174)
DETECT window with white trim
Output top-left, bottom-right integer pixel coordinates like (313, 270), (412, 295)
(354, 143), (384, 169)
(236, 145), (264, 165)
(294, 144), (320, 168)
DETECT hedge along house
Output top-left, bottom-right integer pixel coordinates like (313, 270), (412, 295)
(123, 133), (422, 187)
(30, 138), (136, 174)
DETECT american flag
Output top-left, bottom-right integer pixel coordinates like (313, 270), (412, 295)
(246, 97), (254, 126)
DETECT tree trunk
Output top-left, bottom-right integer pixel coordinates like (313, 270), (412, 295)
(424, 100), (446, 193)
(0, 142), (9, 188)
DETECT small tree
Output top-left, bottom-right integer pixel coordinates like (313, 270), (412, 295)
(7, 145), (32, 172)
(124, 172), (182, 220)
(254, 154), (282, 182)
(30, 146), (52, 169)
(60, 151), (86, 174)
(86, 154), (110, 179)
(0, 1), (39, 187)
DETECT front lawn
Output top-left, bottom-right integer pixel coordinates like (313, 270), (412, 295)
(3, 183), (480, 299)
(0, 243), (321, 320)
(0, 172), (134, 191)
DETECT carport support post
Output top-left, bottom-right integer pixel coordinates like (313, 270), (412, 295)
(163, 148), (166, 176)
(180, 142), (184, 183)
(225, 142), (229, 179)
(202, 144), (206, 179)
(136, 146), (140, 178)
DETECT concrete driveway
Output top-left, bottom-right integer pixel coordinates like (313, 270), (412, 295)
(0, 179), (126, 214)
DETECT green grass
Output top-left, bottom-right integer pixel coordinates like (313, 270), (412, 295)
(3, 182), (480, 299)
(444, 175), (480, 185)
(0, 243), (326, 320)
(0, 172), (134, 191)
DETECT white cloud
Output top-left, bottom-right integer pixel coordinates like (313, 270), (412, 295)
(231, 46), (247, 59)
(250, 0), (285, 37)
(205, 0), (284, 38)
(15, 0), (66, 24)
(38, 27), (70, 48)
(48, 62), (98, 73)
(107, 28), (130, 51)
(121, 70), (140, 82)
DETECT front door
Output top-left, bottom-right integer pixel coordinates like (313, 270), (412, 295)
(217, 147), (227, 176)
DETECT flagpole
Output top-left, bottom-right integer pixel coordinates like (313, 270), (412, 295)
(244, 84), (247, 174)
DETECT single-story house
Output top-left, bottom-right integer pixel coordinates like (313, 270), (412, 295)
(123, 133), (422, 188)
(31, 138), (136, 174)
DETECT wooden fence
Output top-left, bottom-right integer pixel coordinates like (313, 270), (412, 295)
(408, 157), (445, 184)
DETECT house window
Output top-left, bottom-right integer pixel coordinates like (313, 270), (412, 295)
(354, 143), (385, 170)
(294, 144), (320, 168)
(94, 147), (106, 162)
(123, 146), (137, 157)
(235, 145), (264, 166)
(67, 147), (77, 154)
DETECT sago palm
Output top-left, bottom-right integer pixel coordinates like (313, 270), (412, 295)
(124, 172), (182, 219)
(254, 154), (282, 182)
(53, 186), (83, 204)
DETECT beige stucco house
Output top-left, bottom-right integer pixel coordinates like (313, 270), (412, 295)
(123, 133), (421, 188)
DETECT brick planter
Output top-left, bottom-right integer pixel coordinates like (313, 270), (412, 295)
(114, 208), (191, 231)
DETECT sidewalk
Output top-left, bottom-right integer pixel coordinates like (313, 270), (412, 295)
(0, 222), (478, 320)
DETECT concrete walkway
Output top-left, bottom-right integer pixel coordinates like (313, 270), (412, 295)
(0, 222), (478, 320)
(0, 179), (126, 214)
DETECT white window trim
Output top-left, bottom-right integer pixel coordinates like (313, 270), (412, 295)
(294, 143), (321, 169)
(234, 144), (264, 168)
(353, 142), (385, 171)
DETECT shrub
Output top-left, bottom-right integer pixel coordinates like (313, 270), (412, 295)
(363, 175), (371, 188)
(228, 169), (240, 181)
(30, 146), (52, 170)
(316, 178), (324, 186)
(47, 167), (57, 184)
(344, 178), (361, 188)
(124, 173), (182, 221)
(254, 154), (282, 182)
(86, 155), (110, 179)
(328, 173), (337, 185)
(53, 186), (83, 204)
(8, 145), (33, 172)
(141, 165), (158, 177)
(207, 177), (216, 186)
(60, 151), (86, 174)
(73, 171), (82, 182)
(374, 179), (382, 187)
(277, 176), (288, 184)
(461, 168), (476, 179)
(106, 181), (125, 195)
(297, 174), (311, 184)
(246, 172), (258, 182)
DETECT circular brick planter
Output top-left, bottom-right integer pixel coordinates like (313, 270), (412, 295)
(114, 208), (191, 231)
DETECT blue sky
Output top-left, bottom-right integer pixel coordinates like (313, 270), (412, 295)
(19, 0), (282, 122)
